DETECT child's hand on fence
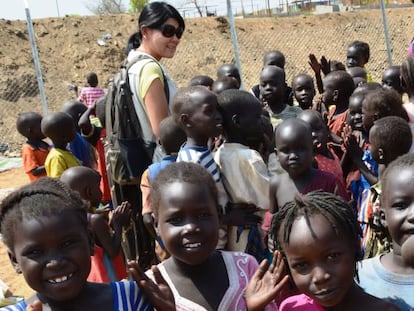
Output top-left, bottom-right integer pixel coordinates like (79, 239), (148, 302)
(245, 250), (290, 311)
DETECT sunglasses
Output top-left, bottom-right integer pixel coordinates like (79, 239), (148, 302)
(158, 24), (184, 39)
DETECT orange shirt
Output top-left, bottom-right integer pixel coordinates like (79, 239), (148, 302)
(22, 142), (50, 182)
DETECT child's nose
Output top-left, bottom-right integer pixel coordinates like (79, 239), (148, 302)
(45, 258), (66, 269)
(312, 265), (330, 284)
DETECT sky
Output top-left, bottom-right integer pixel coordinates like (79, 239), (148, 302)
(1, 0), (269, 21)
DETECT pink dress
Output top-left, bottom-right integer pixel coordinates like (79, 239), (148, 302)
(147, 251), (278, 311)
(279, 294), (325, 311)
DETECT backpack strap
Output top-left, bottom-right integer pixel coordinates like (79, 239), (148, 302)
(125, 54), (170, 103)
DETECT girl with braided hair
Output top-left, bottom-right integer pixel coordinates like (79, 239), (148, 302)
(0, 177), (174, 311)
(270, 190), (399, 311)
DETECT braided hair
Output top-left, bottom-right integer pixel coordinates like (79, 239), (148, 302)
(0, 177), (88, 249)
(270, 191), (362, 266)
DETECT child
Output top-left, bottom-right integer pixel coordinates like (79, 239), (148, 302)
(172, 85), (228, 248)
(401, 55), (414, 152)
(358, 153), (414, 310)
(323, 70), (355, 137)
(382, 66), (403, 96)
(216, 63), (241, 89)
(346, 40), (372, 82)
(297, 110), (345, 185)
(41, 111), (80, 178)
(60, 166), (130, 283)
(260, 65), (302, 129)
(212, 76), (239, 94)
(262, 118), (348, 249)
(348, 66), (368, 87)
(173, 86), (222, 182)
(291, 74), (316, 110)
(271, 191), (399, 311)
(215, 89), (270, 260)
(61, 100), (95, 169)
(140, 116), (186, 261)
(0, 177), (175, 310)
(78, 96), (112, 204)
(146, 162), (286, 310)
(358, 116), (412, 259)
(251, 50), (293, 106)
(15, 112), (49, 182)
(77, 72), (105, 109)
(187, 75), (214, 90)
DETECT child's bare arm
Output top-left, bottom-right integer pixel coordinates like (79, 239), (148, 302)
(91, 202), (131, 258)
(269, 176), (280, 214)
(78, 103), (96, 135)
(128, 262), (175, 311)
(245, 251), (289, 311)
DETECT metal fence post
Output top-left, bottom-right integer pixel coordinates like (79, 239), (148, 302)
(379, 0), (393, 66)
(24, 0), (49, 114)
(226, 0), (245, 90)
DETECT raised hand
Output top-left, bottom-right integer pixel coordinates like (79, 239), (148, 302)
(245, 251), (290, 311)
(128, 261), (175, 311)
(308, 54), (321, 75)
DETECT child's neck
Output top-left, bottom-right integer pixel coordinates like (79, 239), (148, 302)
(324, 282), (370, 311)
(333, 101), (348, 114)
(268, 101), (287, 114)
(186, 136), (209, 147)
(27, 138), (48, 148)
(290, 167), (315, 192)
(53, 141), (69, 150)
(381, 248), (414, 274)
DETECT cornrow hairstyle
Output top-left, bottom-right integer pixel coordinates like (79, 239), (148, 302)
(150, 162), (219, 218)
(381, 153), (414, 203)
(401, 55), (414, 94)
(270, 191), (362, 271)
(0, 177), (88, 249)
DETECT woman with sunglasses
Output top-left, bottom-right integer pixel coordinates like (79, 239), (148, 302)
(126, 1), (185, 162)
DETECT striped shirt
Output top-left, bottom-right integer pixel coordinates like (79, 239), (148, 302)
(0, 281), (152, 311)
(177, 145), (220, 182)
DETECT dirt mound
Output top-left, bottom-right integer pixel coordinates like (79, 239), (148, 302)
(0, 7), (413, 151)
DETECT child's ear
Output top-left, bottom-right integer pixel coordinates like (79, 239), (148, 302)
(231, 114), (240, 127)
(378, 148), (385, 161)
(7, 249), (22, 274)
(333, 90), (339, 102)
(180, 114), (191, 128)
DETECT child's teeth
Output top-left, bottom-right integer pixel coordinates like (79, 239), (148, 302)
(49, 274), (72, 283)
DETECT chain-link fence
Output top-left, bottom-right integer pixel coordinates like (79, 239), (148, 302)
(0, 5), (413, 154)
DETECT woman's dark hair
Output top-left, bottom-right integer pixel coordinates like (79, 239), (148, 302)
(126, 2), (185, 55)
(270, 191), (362, 273)
(0, 177), (88, 249)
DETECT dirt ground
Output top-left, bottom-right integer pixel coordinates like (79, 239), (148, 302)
(0, 168), (34, 299)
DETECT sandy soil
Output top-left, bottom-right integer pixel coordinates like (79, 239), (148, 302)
(0, 168), (34, 299)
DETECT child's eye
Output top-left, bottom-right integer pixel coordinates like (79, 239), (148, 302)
(291, 261), (309, 272)
(391, 201), (408, 210)
(167, 217), (183, 225)
(327, 252), (341, 260)
(198, 213), (211, 219)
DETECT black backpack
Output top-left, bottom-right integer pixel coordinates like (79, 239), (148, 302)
(105, 55), (168, 185)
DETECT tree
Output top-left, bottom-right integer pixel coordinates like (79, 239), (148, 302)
(86, 0), (126, 14)
(129, 0), (148, 13)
